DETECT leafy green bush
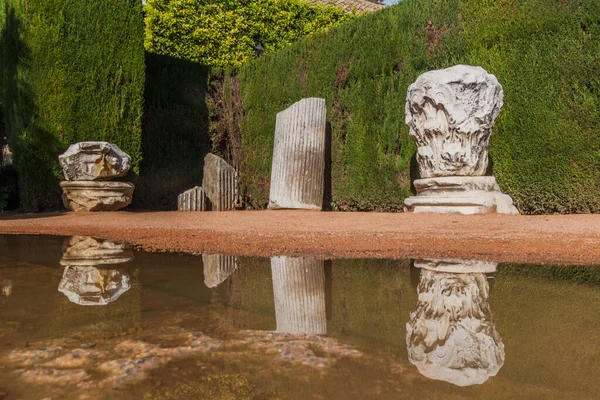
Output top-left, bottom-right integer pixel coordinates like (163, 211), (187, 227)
(216, 0), (600, 213)
(0, 0), (145, 211)
(144, 0), (355, 68)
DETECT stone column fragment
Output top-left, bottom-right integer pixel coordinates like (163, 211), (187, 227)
(271, 256), (326, 335)
(178, 186), (208, 211)
(203, 154), (237, 211)
(269, 98), (326, 210)
(203, 254), (238, 288)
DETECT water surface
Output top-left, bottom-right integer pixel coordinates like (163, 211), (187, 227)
(1, 235), (599, 399)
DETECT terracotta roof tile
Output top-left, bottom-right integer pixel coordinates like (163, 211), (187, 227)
(304, 0), (385, 13)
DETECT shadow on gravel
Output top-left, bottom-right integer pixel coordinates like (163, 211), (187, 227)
(0, 211), (68, 221)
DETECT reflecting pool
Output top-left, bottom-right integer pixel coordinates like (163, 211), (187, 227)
(1, 235), (599, 399)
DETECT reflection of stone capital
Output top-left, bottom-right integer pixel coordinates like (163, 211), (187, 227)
(58, 266), (131, 306)
(405, 65), (503, 178)
(271, 256), (327, 335)
(406, 260), (504, 386)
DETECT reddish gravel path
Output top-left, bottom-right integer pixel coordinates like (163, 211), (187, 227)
(1, 211), (600, 265)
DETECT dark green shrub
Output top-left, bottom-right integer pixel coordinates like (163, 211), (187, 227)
(215, 0), (600, 214)
(0, 0), (145, 211)
(144, 0), (356, 68)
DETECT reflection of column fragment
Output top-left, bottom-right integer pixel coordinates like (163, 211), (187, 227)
(202, 254), (238, 288)
(271, 256), (326, 334)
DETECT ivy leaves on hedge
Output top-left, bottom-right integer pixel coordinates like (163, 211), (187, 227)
(144, 0), (356, 67)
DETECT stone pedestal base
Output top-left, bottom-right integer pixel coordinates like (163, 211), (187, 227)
(61, 181), (134, 212)
(404, 176), (519, 215)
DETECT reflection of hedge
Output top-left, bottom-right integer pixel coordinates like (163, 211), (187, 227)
(144, 0), (355, 68)
(217, 0), (600, 213)
(0, 0), (144, 211)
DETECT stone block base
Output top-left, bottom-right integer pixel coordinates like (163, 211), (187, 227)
(61, 181), (134, 212)
(404, 176), (519, 215)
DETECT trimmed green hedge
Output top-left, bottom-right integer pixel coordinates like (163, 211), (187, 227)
(144, 0), (355, 68)
(0, 0), (145, 211)
(216, 0), (600, 213)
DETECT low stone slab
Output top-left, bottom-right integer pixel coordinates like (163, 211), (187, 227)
(60, 181), (134, 212)
(404, 176), (519, 215)
(271, 256), (327, 335)
(203, 154), (237, 211)
(59, 142), (131, 181)
(178, 186), (208, 212)
(202, 254), (238, 288)
(269, 98), (327, 210)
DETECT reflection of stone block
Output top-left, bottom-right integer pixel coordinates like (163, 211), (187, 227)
(61, 236), (133, 266)
(59, 141), (131, 181)
(202, 254), (238, 288)
(60, 181), (134, 212)
(404, 177), (519, 215)
(178, 186), (208, 212)
(203, 154), (237, 211)
(271, 256), (326, 335)
(269, 98), (326, 210)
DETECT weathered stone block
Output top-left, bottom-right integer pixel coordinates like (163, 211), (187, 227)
(178, 186), (208, 212)
(269, 98), (326, 210)
(271, 256), (326, 335)
(203, 154), (237, 211)
(202, 254), (238, 288)
(60, 181), (134, 212)
(406, 259), (504, 387)
(59, 141), (131, 181)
